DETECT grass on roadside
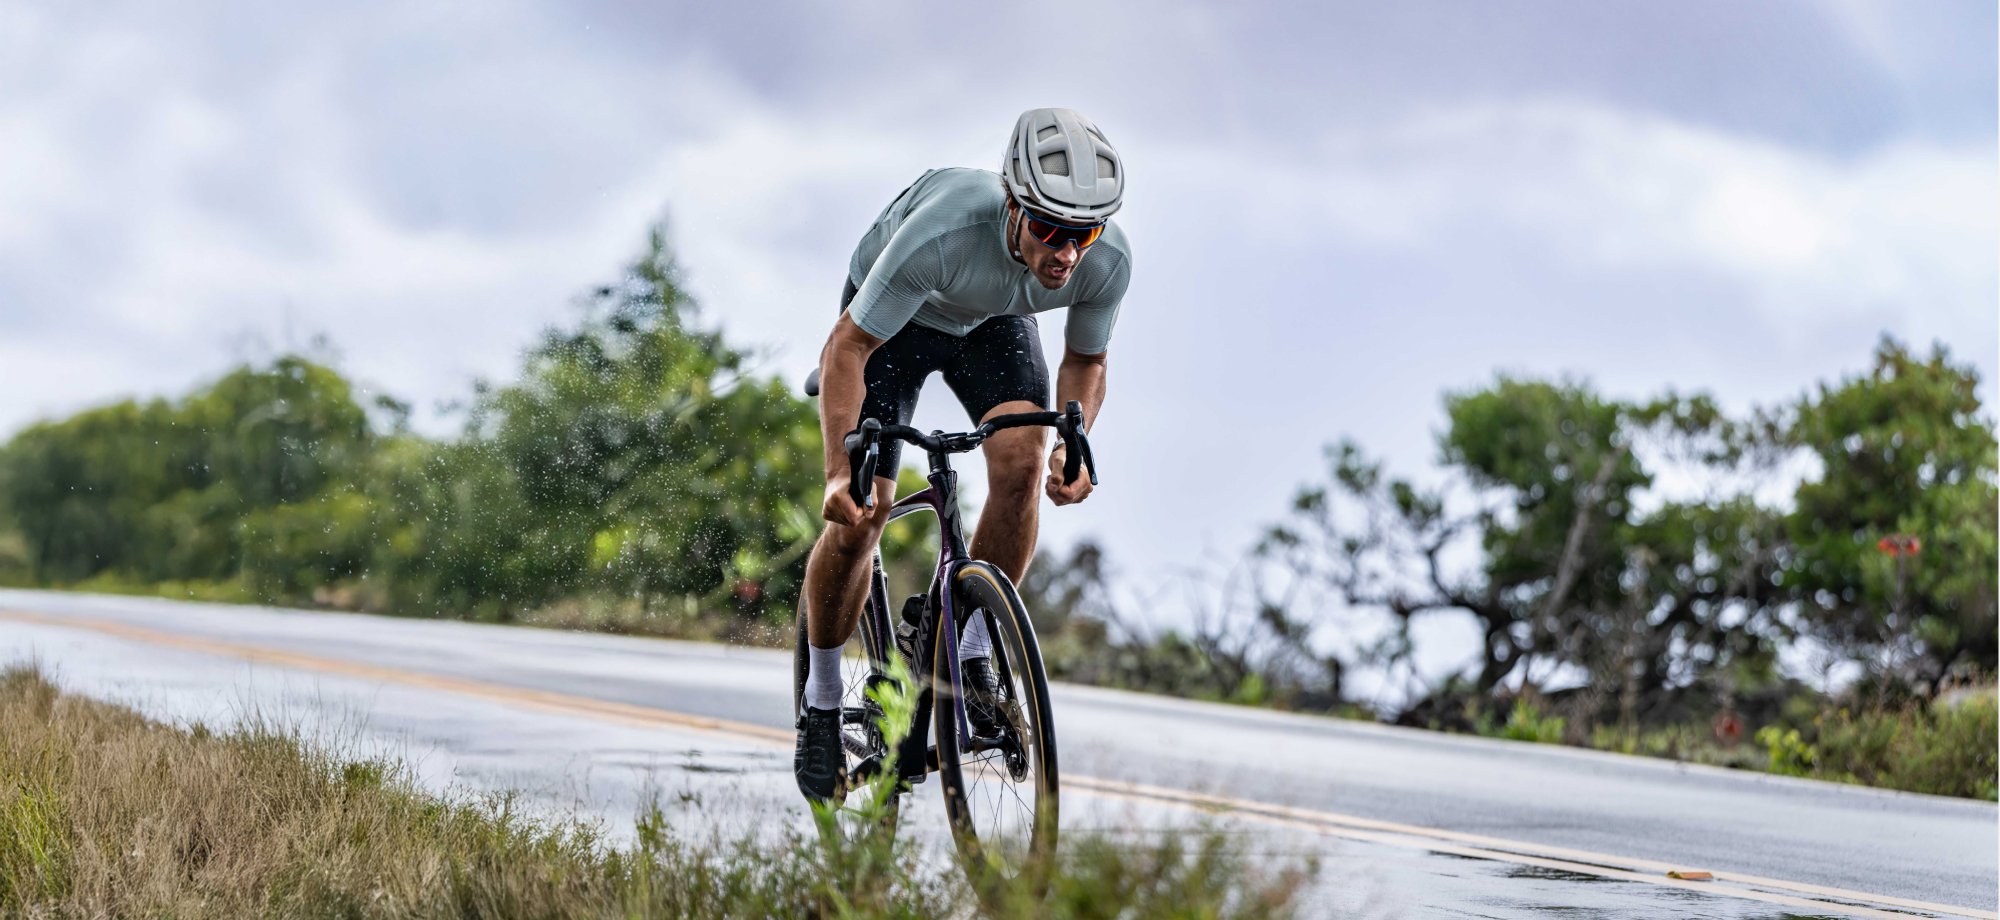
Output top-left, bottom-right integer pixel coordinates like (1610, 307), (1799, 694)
(0, 665), (1315, 918)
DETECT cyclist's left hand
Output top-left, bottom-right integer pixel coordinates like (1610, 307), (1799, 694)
(1045, 446), (1092, 506)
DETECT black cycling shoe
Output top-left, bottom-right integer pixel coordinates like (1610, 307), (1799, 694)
(794, 706), (848, 804)
(961, 656), (1007, 739)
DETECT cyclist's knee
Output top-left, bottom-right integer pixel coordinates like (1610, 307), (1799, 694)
(821, 520), (880, 558)
(983, 431), (1044, 494)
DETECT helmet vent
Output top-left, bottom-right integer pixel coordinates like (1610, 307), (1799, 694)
(1004, 107), (1123, 221)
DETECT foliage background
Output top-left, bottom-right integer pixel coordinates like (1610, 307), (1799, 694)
(0, 232), (1992, 797)
(0, 231), (941, 635)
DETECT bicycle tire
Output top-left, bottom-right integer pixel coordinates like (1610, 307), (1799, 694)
(932, 560), (1059, 893)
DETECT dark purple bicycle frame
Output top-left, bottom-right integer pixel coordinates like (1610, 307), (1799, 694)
(835, 400), (1092, 781)
(871, 458), (984, 762)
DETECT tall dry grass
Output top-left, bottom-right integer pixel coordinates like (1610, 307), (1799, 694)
(0, 666), (1314, 918)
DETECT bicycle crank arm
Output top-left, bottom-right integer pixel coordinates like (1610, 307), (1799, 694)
(849, 751), (890, 783)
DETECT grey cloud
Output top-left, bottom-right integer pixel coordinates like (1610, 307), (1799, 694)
(0, 0), (1992, 667)
(563, 0), (1988, 154)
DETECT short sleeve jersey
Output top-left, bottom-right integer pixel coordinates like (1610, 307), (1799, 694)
(845, 168), (1132, 355)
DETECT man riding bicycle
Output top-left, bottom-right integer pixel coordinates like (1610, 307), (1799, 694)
(795, 108), (1132, 803)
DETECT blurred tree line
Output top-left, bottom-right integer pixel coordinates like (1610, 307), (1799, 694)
(1021, 337), (1994, 792)
(0, 227), (1990, 793)
(0, 230), (932, 634)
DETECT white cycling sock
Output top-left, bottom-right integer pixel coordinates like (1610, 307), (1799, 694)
(959, 611), (993, 662)
(805, 642), (844, 711)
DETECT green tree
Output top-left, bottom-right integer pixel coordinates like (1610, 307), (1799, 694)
(0, 356), (374, 584)
(181, 357), (372, 508)
(1263, 378), (1789, 727)
(0, 224), (953, 637)
(405, 225), (826, 621)
(1, 398), (198, 581)
(1784, 337), (1998, 690)
(0, 358), (371, 589)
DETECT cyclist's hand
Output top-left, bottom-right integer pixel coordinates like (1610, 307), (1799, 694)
(823, 475), (870, 527)
(1046, 446), (1093, 506)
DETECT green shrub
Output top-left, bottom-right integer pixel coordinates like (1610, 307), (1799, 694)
(0, 528), (30, 586)
(1745, 694), (1997, 799)
(1487, 698), (1566, 745)
(1812, 695), (1998, 800)
(1756, 725), (1818, 777)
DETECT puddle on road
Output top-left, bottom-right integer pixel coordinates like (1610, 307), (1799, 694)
(672, 749), (779, 774)
(1413, 846), (1913, 920)
(1499, 863), (1617, 885)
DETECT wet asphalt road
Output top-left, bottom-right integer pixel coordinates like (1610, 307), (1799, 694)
(0, 589), (1993, 919)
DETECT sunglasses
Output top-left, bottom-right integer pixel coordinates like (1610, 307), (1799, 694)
(1022, 211), (1105, 251)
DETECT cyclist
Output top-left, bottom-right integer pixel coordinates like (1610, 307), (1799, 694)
(795, 108), (1132, 803)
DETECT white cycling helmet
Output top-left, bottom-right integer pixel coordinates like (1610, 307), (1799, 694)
(1001, 108), (1124, 225)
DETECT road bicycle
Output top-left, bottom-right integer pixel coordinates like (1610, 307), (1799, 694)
(793, 371), (1097, 888)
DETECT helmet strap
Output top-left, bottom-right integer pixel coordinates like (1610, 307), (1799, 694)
(1004, 200), (1026, 265)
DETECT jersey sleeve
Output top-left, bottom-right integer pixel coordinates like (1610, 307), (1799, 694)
(1063, 247), (1131, 355)
(847, 230), (947, 341)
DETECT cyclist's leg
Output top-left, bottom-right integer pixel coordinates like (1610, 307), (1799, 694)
(801, 286), (951, 659)
(966, 414), (1045, 584)
(942, 315), (1051, 586)
(801, 478), (896, 649)
(797, 287), (949, 802)
(795, 474), (892, 802)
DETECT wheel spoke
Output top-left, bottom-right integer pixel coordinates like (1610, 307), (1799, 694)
(960, 671), (1040, 861)
(935, 567), (1058, 895)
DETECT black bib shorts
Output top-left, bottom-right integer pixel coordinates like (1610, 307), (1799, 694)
(841, 279), (1051, 477)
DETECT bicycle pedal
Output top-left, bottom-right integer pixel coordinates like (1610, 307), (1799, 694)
(850, 752), (888, 782)
(863, 673), (902, 699)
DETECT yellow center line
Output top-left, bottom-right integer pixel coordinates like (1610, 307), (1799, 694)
(1072, 778), (1923, 919)
(3, 608), (1990, 920)
(0, 608), (795, 745)
(1066, 776), (1988, 920)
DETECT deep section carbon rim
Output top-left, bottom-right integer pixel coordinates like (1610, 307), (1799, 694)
(933, 562), (1059, 889)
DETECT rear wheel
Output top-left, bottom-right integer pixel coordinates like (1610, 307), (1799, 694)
(792, 584), (903, 839)
(932, 561), (1059, 896)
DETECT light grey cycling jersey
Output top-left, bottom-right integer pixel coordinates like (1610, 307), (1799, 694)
(846, 168), (1132, 355)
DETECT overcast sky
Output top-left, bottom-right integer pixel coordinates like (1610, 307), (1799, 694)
(3, 1), (1994, 684)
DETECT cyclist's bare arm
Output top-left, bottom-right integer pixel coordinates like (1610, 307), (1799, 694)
(819, 313), (888, 526)
(1047, 346), (1106, 505)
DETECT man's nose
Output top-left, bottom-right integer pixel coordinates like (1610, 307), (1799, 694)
(1053, 242), (1082, 264)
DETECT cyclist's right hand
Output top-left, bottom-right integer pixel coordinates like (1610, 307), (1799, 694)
(823, 474), (870, 527)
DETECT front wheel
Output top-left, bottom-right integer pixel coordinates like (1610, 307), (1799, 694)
(932, 561), (1059, 895)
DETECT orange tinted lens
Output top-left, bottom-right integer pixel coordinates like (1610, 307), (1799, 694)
(1026, 214), (1104, 249)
